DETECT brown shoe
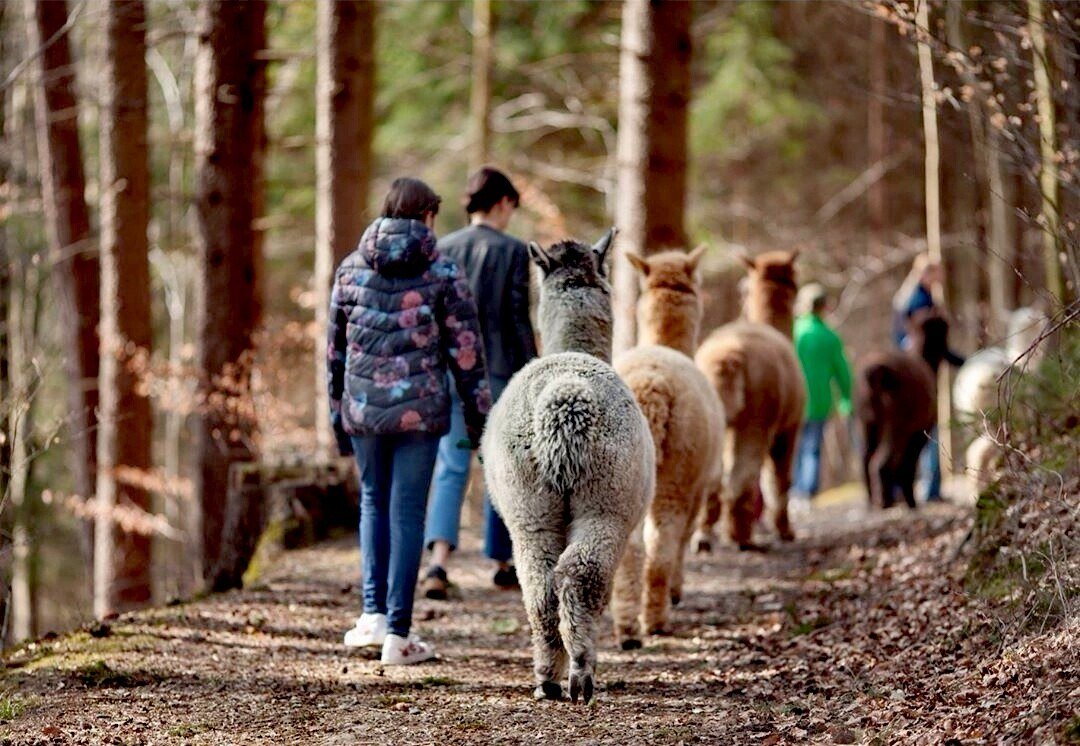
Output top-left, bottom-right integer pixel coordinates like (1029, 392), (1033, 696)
(421, 566), (449, 600)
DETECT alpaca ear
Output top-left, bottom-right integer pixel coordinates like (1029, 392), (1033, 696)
(737, 252), (756, 272)
(687, 244), (707, 273)
(528, 241), (554, 274)
(592, 227), (617, 276)
(788, 248), (801, 263)
(626, 251), (650, 277)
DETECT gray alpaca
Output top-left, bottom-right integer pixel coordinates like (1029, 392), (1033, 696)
(481, 230), (655, 704)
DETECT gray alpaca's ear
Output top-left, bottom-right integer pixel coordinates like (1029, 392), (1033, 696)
(593, 227), (617, 276)
(686, 244), (707, 273)
(529, 241), (554, 274)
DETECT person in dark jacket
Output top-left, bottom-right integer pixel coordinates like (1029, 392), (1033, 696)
(421, 167), (537, 599)
(891, 253), (965, 502)
(329, 177), (491, 665)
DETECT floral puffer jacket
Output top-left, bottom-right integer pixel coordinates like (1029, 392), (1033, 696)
(327, 217), (491, 448)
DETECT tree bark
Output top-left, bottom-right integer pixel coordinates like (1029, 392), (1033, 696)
(469, 0), (493, 170)
(194, 0), (267, 582)
(314, 0), (376, 457)
(867, 14), (889, 254)
(26, 0), (99, 560)
(612, 0), (692, 354)
(1027, 0), (1063, 302)
(95, 0), (153, 618)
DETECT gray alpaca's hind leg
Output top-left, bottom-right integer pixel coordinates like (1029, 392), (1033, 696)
(556, 517), (627, 704)
(512, 526), (568, 700)
(611, 521), (644, 649)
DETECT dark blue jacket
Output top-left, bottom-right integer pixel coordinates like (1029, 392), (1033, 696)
(327, 218), (491, 448)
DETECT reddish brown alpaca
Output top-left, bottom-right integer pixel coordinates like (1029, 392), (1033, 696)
(693, 250), (805, 550)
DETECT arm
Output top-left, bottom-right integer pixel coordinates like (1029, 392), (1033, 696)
(509, 246), (537, 366)
(438, 266), (491, 448)
(327, 274), (353, 456)
(831, 332), (853, 417)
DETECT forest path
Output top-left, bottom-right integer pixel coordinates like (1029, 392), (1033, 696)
(2, 494), (1073, 744)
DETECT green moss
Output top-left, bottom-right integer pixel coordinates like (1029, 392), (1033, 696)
(242, 518), (287, 588)
(73, 660), (161, 688)
(0, 695), (28, 721)
(1063, 715), (1080, 743)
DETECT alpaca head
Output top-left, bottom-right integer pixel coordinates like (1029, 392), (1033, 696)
(740, 249), (799, 337)
(529, 228), (616, 361)
(626, 246), (706, 355)
(908, 307), (950, 372)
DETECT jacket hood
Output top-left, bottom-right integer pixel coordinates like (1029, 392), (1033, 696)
(358, 217), (438, 278)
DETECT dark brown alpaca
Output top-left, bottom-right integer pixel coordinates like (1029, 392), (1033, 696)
(742, 250), (799, 339)
(855, 309), (950, 509)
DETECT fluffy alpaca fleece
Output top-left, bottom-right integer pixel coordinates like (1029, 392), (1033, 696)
(741, 249), (800, 338)
(610, 248), (724, 648)
(855, 310), (949, 508)
(482, 230), (655, 704)
(953, 306), (1047, 496)
(693, 321), (806, 549)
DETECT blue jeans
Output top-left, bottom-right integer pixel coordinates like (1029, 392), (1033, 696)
(794, 419), (826, 497)
(352, 432), (440, 638)
(920, 426), (942, 500)
(425, 375), (512, 563)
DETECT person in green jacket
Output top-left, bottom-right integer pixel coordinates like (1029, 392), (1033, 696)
(792, 284), (853, 501)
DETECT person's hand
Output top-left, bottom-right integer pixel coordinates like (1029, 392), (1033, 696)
(332, 413), (354, 457)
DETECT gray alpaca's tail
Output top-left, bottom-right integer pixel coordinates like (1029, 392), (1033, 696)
(533, 375), (597, 495)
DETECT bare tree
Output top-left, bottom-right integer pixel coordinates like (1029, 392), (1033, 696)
(868, 13), (889, 254)
(469, 0), (493, 170)
(314, 0), (376, 457)
(612, 0), (692, 354)
(25, 0), (99, 559)
(193, 0), (267, 580)
(95, 0), (153, 618)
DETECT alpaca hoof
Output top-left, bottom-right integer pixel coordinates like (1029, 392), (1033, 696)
(670, 591), (682, 607)
(693, 533), (713, 554)
(620, 638), (642, 651)
(778, 529), (795, 542)
(533, 681), (563, 701)
(569, 671), (594, 704)
(738, 542), (766, 553)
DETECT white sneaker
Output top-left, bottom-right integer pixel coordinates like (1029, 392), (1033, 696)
(343, 613), (387, 648)
(380, 633), (436, 665)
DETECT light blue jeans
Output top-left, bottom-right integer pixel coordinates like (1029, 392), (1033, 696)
(920, 426), (942, 501)
(794, 419), (827, 497)
(352, 432), (441, 638)
(425, 374), (512, 562)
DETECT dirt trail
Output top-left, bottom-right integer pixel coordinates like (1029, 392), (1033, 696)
(2, 496), (1075, 744)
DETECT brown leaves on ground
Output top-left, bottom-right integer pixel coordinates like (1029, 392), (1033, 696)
(1, 499), (1076, 745)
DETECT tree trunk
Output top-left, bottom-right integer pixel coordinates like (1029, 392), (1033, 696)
(26, 0), (99, 561)
(314, 0), (376, 457)
(867, 14), (888, 254)
(1027, 0), (1064, 302)
(95, 0), (153, 618)
(469, 0), (493, 170)
(612, 0), (692, 354)
(194, 0), (267, 583)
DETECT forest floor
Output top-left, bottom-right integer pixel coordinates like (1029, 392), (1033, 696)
(2, 488), (1077, 745)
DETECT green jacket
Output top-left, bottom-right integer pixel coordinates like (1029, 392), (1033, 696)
(793, 313), (852, 421)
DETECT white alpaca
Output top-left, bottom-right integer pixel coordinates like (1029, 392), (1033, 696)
(482, 230), (655, 704)
(954, 306), (1048, 495)
(610, 248), (724, 648)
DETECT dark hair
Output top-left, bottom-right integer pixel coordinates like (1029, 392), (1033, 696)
(463, 167), (520, 215)
(381, 177), (441, 221)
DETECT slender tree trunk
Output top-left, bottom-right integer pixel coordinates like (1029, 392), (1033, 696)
(612, 0), (692, 354)
(95, 0), (153, 618)
(314, 0), (376, 457)
(867, 14), (889, 254)
(1027, 0), (1064, 302)
(194, 0), (267, 582)
(469, 0), (493, 170)
(26, 0), (99, 563)
(985, 128), (1013, 317)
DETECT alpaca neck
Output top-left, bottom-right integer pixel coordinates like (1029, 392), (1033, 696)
(639, 310), (698, 357)
(747, 285), (795, 339)
(539, 288), (613, 363)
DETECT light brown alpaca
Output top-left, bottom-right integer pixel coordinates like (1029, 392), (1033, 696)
(611, 248), (724, 648)
(693, 251), (805, 550)
(741, 249), (799, 338)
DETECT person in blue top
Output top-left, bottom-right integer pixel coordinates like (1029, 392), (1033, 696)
(891, 254), (965, 501)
